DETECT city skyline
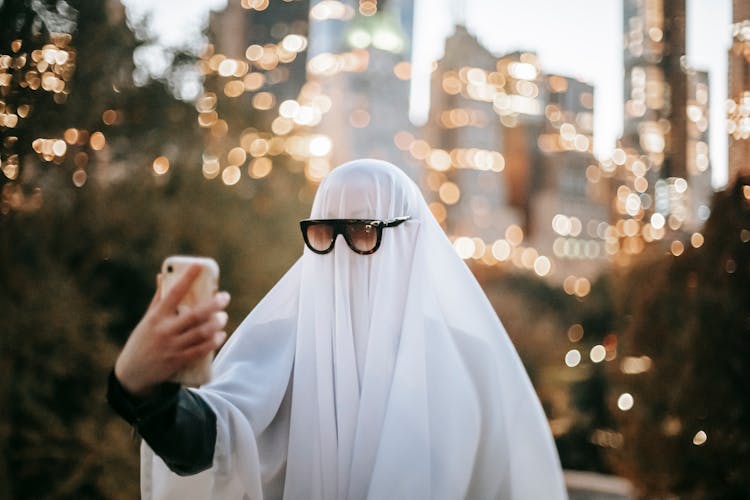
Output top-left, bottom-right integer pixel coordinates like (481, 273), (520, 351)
(412, 0), (731, 188)
(125, 0), (733, 188)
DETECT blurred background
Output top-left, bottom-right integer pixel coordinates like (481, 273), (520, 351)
(1, 0), (749, 498)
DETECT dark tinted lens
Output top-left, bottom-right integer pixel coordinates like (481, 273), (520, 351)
(306, 223), (334, 251)
(345, 222), (378, 252)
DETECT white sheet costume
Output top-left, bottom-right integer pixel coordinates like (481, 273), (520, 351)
(141, 159), (568, 500)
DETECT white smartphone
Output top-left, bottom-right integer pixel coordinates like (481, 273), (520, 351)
(160, 255), (220, 387)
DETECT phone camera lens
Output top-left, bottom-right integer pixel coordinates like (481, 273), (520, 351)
(167, 265), (173, 273)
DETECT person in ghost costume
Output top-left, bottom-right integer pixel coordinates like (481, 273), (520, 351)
(108, 159), (568, 500)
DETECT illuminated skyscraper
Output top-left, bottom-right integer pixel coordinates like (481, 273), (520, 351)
(418, 25), (608, 281)
(533, 75), (610, 280)
(422, 26), (522, 241)
(613, 0), (711, 263)
(727, 0), (750, 179)
(621, 0), (690, 176)
(306, 0), (418, 178)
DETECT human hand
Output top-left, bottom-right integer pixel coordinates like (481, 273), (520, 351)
(114, 264), (230, 398)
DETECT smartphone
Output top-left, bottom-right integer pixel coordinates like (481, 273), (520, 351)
(161, 255), (220, 387)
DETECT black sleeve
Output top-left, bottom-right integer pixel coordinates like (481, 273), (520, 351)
(106, 370), (217, 476)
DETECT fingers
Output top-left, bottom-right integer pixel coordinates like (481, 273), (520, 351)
(168, 291), (231, 333)
(174, 311), (229, 349)
(181, 331), (227, 363)
(158, 264), (203, 315)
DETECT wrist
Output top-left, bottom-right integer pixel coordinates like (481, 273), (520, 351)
(107, 369), (181, 427)
(114, 361), (157, 400)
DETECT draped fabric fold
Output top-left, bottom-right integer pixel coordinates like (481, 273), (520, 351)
(141, 159), (568, 500)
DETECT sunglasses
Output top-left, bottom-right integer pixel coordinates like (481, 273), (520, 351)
(299, 216), (411, 255)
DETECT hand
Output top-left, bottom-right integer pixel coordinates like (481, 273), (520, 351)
(114, 264), (230, 398)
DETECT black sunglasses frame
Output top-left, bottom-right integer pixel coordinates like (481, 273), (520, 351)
(299, 216), (411, 255)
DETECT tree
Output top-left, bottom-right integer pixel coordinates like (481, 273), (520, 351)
(1, 1), (309, 497)
(477, 266), (618, 474)
(609, 176), (750, 498)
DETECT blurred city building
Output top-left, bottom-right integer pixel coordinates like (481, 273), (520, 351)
(422, 26), (522, 241)
(608, 0), (712, 265)
(533, 73), (611, 284)
(306, 0), (420, 180)
(418, 26), (609, 283)
(727, 0), (750, 180)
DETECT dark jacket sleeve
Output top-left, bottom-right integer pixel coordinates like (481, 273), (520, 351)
(106, 370), (217, 476)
